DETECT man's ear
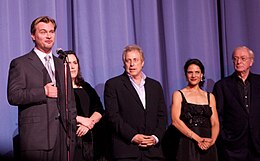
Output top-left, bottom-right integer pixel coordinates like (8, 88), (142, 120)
(31, 34), (35, 41)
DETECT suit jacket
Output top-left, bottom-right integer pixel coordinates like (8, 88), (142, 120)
(104, 72), (167, 159)
(213, 72), (260, 153)
(7, 50), (77, 152)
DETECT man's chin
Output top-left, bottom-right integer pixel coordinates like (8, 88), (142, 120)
(235, 68), (244, 72)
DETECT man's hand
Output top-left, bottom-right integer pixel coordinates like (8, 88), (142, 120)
(132, 134), (156, 147)
(44, 83), (58, 98)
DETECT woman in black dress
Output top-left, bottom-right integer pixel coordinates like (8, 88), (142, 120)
(171, 59), (219, 161)
(67, 51), (105, 161)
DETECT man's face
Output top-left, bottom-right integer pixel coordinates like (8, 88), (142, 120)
(232, 48), (253, 74)
(124, 50), (144, 78)
(31, 22), (55, 53)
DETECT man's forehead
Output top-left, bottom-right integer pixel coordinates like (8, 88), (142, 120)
(234, 49), (249, 56)
(36, 22), (54, 28)
(126, 50), (141, 57)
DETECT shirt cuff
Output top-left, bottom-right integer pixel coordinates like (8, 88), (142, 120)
(152, 135), (159, 144)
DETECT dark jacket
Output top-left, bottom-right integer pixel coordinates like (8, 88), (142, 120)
(104, 72), (167, 159)
(7, 50), (77, 152)
(213, 72), (260, 153)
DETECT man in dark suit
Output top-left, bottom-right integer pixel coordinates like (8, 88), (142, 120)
(213, 46), (260, 161)
(104, 44), (167, 161)
(7, 16), (76, 161)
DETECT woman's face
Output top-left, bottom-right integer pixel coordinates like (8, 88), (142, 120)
(68, 54), (79, 80)
(186, 64), (203, 86)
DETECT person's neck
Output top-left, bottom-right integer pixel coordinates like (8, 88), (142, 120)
(185, 85), (201, 92)
(132, 75), (142, 85)
(72, 80), (78, 88)
(35, 46), (52, 54)
(236, 71), (249, 82)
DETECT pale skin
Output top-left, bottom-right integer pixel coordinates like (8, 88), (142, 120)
(68, 54), (102, 137)
(31, 22), (58, 98)
(124, 50), (144, 85)
(123, 50), (156, 147)
(232, 46), (254, 82)
(171, 64), (219, 150)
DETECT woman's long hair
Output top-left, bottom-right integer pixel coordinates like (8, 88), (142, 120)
(66, 50), (85, 86)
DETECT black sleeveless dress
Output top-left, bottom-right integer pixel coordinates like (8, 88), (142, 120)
(175, 90), (218, 161)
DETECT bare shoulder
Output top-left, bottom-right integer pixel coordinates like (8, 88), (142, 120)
(209, 92), (216, 107)
(172, 90), (182, 97)
(171, 90), (183, 109)
(172, 90), (184, 104)
(209, 92), (216, 100)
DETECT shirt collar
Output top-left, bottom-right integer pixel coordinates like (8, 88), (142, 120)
(128, 72), (146, 86)
(233, 72), (252, 83)
(34, 47), (53, 61)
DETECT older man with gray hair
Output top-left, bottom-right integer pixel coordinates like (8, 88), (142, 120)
(213, 46), (260, 161)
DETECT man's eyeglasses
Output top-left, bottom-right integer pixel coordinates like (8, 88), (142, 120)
(232, 57), (251, 63)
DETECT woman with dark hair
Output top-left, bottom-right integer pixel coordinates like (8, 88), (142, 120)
(67, 51), (105, 161)
(170, 58), (219, 161)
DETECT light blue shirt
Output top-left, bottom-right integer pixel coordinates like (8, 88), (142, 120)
(128, 72), (146, 109)
(128, 72), (159, 144)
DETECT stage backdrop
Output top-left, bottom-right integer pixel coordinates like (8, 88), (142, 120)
(1, 0), (260, 158)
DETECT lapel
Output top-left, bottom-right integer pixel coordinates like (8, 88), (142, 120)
(248, 73), (259, 114)
(27, 50), (52, 84)
(144, 79), (152, 112)
(53, 56), (62, 88)
(28, 50), (45, 72)
(121, 73), (145, 109)
(53, 56), (64, 112)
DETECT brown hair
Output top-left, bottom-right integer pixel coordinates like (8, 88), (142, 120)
(66, 50), (85, 86)
(30, 16), (57, 34)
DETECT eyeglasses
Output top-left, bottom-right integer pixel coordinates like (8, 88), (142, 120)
(232, 57), (251, 62)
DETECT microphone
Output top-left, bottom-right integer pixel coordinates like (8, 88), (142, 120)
(56, 48), (67, 59)
(56, 48), (67, 56)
